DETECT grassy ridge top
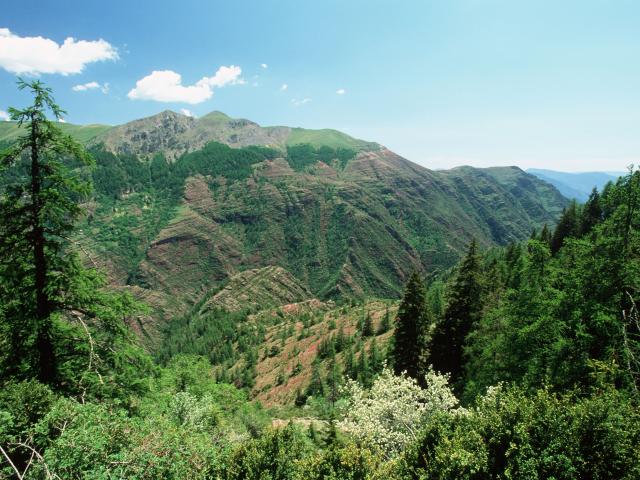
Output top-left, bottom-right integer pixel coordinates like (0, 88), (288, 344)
(0, 121), (112, 144)
(286, 127), (378, 151)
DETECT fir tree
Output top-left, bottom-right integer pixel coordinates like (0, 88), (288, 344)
(391, 272), (431, 380)
(378, 306), (391, 334)
(362, 311), (374, 337)
(344, 346), (356, 379)
(580, 188), (602, 235)
(428, 239), (482, 387)
(325, 358), (342, 404)
(357, 344), (372, 388)
(551, 200), (579, 254)
(539, 223), (552, 245)
(0, 80), (147, 393)
(369, 337), (383, 374)
(307, 356), (325, 397)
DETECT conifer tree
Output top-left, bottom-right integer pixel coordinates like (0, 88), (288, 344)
(369, 337), (383, 374)
(539, 223), (552, 246)
(428, 240), (482, 387)
(362, 311), (374, 337)
(325, 358), (342, 404)
(551, 200), (579, 254)
(344, 346), (356, 379)
(378, 306), (391, 334)
(307, 356), (325, 397)
(357, 344), (372, 387)
(580, 188), (602, 235)
(0, 80), (147, 394)
(391, 272), (431, 380)
(0, 80), (92, 383)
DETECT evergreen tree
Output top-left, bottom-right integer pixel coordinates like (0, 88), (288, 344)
(325, 358), (342, 404)
(357, 344), (372, 388)
(0, 80), (148, 396)
(391, 272), (431, 380)
(0, 80), (91, 384)
(550, 200), (579, 254)
(335, 324), (348, 351)
(580, 187), (602, 235)
(369, 337), (383, 374)
(539, 223), (552, 245)
(428, 240), (483, 387)
(362, 311), (374, 337)
(344, 346), (356, 379)
(378, 306), (391, 334)
(307, 356), (325, 397)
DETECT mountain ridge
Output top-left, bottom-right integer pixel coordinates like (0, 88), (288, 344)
(1, 110), (569, 343)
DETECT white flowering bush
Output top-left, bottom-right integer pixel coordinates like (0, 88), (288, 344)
(338, 367), (460, 458)
(168, 391), (222, 432)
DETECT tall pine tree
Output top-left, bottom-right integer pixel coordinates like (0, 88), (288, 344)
(0, 80), (149, 397)
(0, 80), (92, 384)
(391, 272), (431, 380)
(428, 239), (483, 387)
(550, 200), (579, 254)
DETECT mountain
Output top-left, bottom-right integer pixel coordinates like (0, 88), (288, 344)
(0, 111), (568, 342)
(527, 168), (622, 202)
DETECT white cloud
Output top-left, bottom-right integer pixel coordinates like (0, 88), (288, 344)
(336, 88), (346, 95)
(73, 81), (110, 94)
(260, 63), (268, 69)
(58, 117), (66, 123)
(0, 28), (118, 75)
(292, 97), (311, 107)
(72, 81), (100, 91)
(180, 108), (194, 117)
(0, 110), (9, 121)
(280, 83), (288, 91)
(127, 65), (243, 104)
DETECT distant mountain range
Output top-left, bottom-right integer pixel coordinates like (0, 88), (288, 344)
(527, 168), (623, 202)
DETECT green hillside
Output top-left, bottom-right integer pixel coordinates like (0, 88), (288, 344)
(0, 120), (112, 144)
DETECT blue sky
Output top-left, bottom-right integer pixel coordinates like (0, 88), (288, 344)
(1, 0), (638, 171)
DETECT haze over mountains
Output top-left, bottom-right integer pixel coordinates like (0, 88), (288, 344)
(527, 168), (623, 202)
(0, 110), (568, 341)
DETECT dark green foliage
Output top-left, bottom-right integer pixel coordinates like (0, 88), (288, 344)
(357, 344), (372, 388)
(580, 187), (602, 235)
(0, 80), (93, 384)
(378, 306), (391, 334)
(159, 307), (264, 380)
(286, 144), (357, 171)
(429, 239), (483, 388)
(550, 200), (579, 254)
(392, 272), (432, 380)
(0, 81), (151, 402)
(307, 357), (326, 398)
(362, 311), (374, 337)
(369, 337), (383, 374)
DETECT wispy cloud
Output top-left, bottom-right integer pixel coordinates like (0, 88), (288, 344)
(0, 28), (118, 75)
(127, 65), (244, 104)
(336, 88), (346, 95)
(260, 63), (268, 69)
(58, 117), (67, 123)
(0, 110), (9, 121)
(280, 83), (288, 91)
(291, 97), (311, 107)
(180, 108), (194, 117)
(73, 81), (110, 93)
(72, 81), (98, 91)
